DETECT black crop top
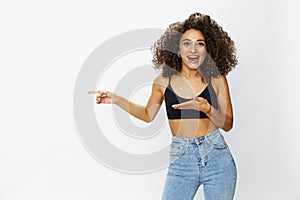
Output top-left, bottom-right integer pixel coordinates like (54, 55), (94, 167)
(164, 77), (219, 119)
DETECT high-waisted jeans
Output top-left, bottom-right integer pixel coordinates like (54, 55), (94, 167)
(162, 129), (237, 200)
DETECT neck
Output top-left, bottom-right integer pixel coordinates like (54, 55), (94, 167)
(180, 66), (201, 79)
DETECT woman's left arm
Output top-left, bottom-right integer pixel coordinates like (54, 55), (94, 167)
(205, 75), (233, 132)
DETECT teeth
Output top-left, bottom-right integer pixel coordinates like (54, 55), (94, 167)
(187, 56), (200, 63)
(188, 56), (199, 59)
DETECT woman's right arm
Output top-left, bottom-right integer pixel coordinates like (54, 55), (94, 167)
(88, 75), (166, 123)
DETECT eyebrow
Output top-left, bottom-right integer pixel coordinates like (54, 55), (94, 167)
(182, 39), (205, 42)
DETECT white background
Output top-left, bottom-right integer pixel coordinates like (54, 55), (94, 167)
(1, 0), (300, 199)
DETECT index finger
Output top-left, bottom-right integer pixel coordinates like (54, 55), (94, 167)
(87, 91), (101, 94)
(172, 100), (194, 109)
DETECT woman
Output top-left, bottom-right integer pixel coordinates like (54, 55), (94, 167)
(89, 12), (238, 200)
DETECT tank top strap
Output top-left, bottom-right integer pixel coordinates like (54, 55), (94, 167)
(167, 75), (172, 88)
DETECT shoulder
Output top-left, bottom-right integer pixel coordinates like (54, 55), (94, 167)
(211, 75), (230, 94)
(153, 74), (169, 88)
(152, 74), (169, 94)
(211, 75), (228, 84)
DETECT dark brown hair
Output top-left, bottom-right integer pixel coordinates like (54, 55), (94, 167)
(152, 12), (238, 82)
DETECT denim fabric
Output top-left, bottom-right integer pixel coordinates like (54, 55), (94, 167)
(162, 129), (237, 200)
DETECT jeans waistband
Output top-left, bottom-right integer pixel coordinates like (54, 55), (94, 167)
(171, 129), (221, 144)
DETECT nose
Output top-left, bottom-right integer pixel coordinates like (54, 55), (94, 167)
(190, 43), (197, 53)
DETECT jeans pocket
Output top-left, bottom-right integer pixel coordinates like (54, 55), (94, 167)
(211, 135), (228, 150)
(169, 141), (188, 164)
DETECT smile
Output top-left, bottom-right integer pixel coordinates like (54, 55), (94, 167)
(187, 56), (200, 63)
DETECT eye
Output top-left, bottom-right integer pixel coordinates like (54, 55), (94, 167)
(183, 41), (191, 46)
(198, 42), (205, 46)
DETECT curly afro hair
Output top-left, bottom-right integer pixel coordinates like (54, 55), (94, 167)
(152, 12), (238, 82)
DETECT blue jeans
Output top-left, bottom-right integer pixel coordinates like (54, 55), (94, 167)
(162, 129), (237, 200)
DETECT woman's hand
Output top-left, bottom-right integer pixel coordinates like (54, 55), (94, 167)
(87, 90), (117, 104)
(172, 97), (211, 113)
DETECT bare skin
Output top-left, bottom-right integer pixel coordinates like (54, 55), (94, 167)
(88, 29), (233, 138)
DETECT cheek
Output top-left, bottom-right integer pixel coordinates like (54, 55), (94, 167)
(200, 46), (207, 53)
(179, 46), (188, 55)
(200, 48), (207, 57)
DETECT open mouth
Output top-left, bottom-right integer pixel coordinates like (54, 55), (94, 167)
(187, 56), (200, 64)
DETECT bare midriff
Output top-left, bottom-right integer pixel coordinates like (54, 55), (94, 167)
(168, 118), (218, 138)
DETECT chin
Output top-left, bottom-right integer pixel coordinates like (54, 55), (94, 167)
(187, 63), (202, 70)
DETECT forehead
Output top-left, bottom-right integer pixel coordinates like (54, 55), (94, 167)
(181, 29), (205, 40)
